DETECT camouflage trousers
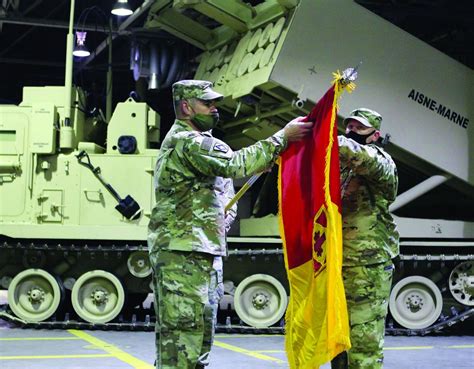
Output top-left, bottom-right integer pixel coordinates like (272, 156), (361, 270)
(150, 250), (224, 369)
(342, 261), (394, 369)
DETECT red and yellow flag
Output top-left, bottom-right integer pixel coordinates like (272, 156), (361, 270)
(278, 73), (353, 368)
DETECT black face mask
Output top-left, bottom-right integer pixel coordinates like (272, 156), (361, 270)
(345, 130), (374, 145)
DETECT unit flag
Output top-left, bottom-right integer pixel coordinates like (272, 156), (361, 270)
(278, 71), (355, 368)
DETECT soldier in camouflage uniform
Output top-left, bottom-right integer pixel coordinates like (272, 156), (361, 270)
(148, 80), (312, 369)
(331, 108), (399, 369)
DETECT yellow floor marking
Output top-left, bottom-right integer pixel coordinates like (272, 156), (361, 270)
(0, 337), (81, 341)
(0, 354), (113, 360)
(215, 334), (284, 338)
(214, 340), (286, 364)
(385, 346), (433, 350)
(385, 345), (474, 351)
(68, 330), (154, 369)
(445, 345), (474, 349)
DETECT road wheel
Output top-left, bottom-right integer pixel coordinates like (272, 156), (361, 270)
(234, 274), (288, 328)
(8, 269), (61, 322)
(449, 261), (473, 306)
(71, 270), (124, 324)
(389, 275), (443, 329)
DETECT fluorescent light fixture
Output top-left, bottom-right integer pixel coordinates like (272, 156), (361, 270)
(73, 31), (91, 57)
(111, 0), (133, 16)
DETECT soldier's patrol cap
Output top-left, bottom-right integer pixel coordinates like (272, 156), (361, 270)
(343, 108), (382, 131)
(172, 80), (223, 102)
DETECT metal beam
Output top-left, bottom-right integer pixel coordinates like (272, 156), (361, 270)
(0, 0), (69, 55)
(0, 56), (65, 67)
(145, 7), (212, 49)
(174, 0), (254, 32)
(0, 15), (118, 33)
(23, 0), (43, 15)
(79, 0), (154, 67)
(390, 175), (451, 212)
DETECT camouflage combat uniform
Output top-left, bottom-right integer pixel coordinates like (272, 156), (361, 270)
(148, 80), (288, 369)
(336, 108), (399, 369)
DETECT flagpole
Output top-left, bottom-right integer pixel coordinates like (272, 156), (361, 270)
(225, 173), (262, 212)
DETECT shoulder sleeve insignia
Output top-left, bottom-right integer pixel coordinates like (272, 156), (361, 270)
(213, 143), (229, 153)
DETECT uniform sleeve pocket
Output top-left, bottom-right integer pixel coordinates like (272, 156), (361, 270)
(200, 138), (232, 160)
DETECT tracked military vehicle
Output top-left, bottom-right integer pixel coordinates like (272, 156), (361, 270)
(1, 0), (473, 334)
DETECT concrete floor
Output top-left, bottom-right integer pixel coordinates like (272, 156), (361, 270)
(0, 318), (472, 369)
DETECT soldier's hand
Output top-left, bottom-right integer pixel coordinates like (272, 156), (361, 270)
(283, 116), (313, 142)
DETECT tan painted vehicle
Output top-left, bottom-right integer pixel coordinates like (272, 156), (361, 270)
(1, 0), (472, 334)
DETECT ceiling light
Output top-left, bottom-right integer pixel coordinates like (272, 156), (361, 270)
(111, 0), (133, 16)
(73, 31), (91, 58)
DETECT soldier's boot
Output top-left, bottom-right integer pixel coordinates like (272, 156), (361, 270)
(331, 352), (348, 369)
(196, 352), (210, 369)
